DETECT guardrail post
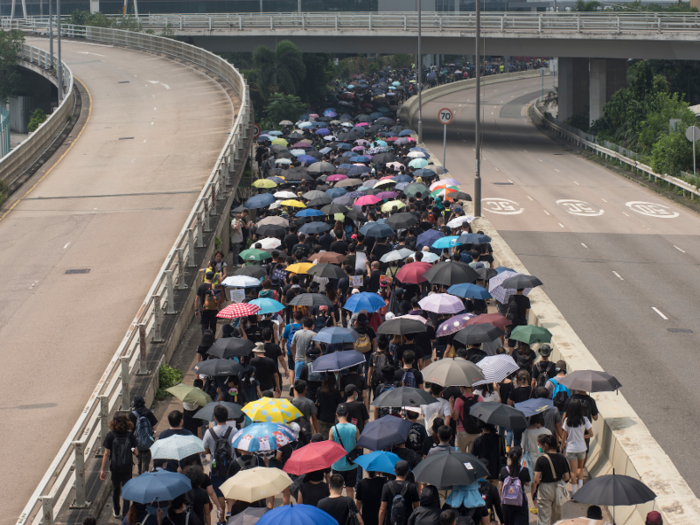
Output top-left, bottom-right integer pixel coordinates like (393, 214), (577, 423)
(335, 15), (338, 30)
(302, 14), (305, 29)
(500, 16), (504, 31)
(138, 323), (149, 375)
(657, 16), (661, 32)
(152, 295), (164, 342)
(176, 248), (188, 290)
(577, 14), (580, 32)
(96, 395), (109, 457)
(165, 270), (176, 314)
(179, 15), (183, 30)
(225, 163), (231, 186)
(217, 174), (225, 200)
(239, 15), (242, 30)
(209, 16), (212, 31)
(41, 496), (54, 525)
(70, 440), (90, 508)
(538, 14), (542, 33)
(188, 228), (196, 267)
(616, 16), (620, 33)
(120, 356), (131, 411)
(196, 212), (204, 248)
(404, 15), (407, 31)
(369, 13), (372, 30)
(270, 16), (273, 29)
(204, 200), (212, 232)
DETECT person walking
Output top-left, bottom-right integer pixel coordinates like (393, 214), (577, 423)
(317, 474), (364, 524)
(561, 399), (594, 494)
(531, 434), (570, 525)
(498, 447), (530, 525)
(100, 413), (138, 519)
(329, 405), (361, 497)
(128, 395), (157, 474)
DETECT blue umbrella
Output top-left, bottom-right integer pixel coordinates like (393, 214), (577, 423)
(495, 266), (515, 274)
(347, 165), (371, 176)
(312, 349), (366, 372)
(299, 222), (330, 234)
(353, 451), (402, 475)
(345, 191), (366, 199)
(267, 176), (285, 184)
(416, 229), (444, 250)
(337, 143), (352, 151)
(232, 423), (297, 452)
(326, 188), (348, 198)
(342, 151), (355, 158)
(257, 504), (337, 525)
(370, 112), (383, 119)
(447, 283), (493, 300)
(360, 222), (394, 238)
(315, 128), (331, 135)
(432, 236), (463, 249)
(357, 415), (413, 451)
(122, 471), (192, 504)
(515, 398), (554, 417)
(458, 233), (492, 245)
(249, 298), (285, 315)
(398, 130), (415, 137)
(413, 168), (437, 178)
(350, 156), (371, 163)
(344, 292), (386, 313)
(297, 155), (317, 164)
(313, 327), (359, 345)
(393, 175), (412, 183)
(339, 163), (354, 170)
(296, 208), (325, 217)
(245, 193), (276, 209)
(319, 147), (332, 155)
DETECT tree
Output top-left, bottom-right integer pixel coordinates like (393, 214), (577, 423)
(389, 54), (413, 70)
(253, 40), (306, 98)
(650, 131), (694, 176)
(299, 53), (333, 105)
(243, 68), (266, 123)
(263, 93), (306, 128)
(0, 30), (24, 105)
(27, 108), (47, 133)
(574, 0), (601, 10)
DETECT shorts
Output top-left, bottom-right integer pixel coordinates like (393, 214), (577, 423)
(566, 450), (586, 461)
(332, 467), (359, 488)
(287, 353), (294, 371)
(210, 473), (226, 498)
(294, 361), (305, 379)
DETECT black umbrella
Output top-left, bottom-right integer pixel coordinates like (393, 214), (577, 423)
(356, 415), (413, 450)
(256, 224), (286, 237)
(454, 324), (504, 345)
(560, 370), (622, 392)
(234, 266), (268, 279)
(303, 190), (328, 200)
(194, 401), (243, 421)
(193, 358), (244, 377)
(501, 274), (543, 290)
(475, 267), (498, 281)
(299, 222), (330, 235)
(377, 318), (428, 336)
(207, 338), (255, 359)
(307, 263), (347, 279)
(412, 449), (489, 486)
(469, 401), (528, 430)
(454, 192), (472, 201)
(285, 172), (314, 182)
(308, 162), (335, 174)
(289, 293), (334, 307)
(373, 152), (397, 164)
(423, 262), (479, 286)
(321, 203), (350, 215)
(371, 386), (437, 408)
(307, 195), (333, 207)
(573, 470), (656, 524)
(385, 212), (419, 229)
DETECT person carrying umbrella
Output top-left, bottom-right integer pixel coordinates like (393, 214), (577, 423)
(531, 434), (571, 525)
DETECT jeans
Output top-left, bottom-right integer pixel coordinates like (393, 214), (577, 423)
(111, 471), (132, 517)
(201, 309), (218, 333)
(294, 360), (305, 380)
(137, 449), (151, 475)
(231, 242), (241, 265)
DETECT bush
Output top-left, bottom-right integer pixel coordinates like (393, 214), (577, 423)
(156, 364), (184, 400)
(27, 108), (47, 133)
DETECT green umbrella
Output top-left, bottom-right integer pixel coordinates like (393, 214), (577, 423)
(403, 183), (430, 198)
(509, 325), (552, 345)
(239, 249), (272, 262)
(166, 383), (213, 407)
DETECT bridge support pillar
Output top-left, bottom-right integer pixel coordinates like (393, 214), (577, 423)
(589, 58), (626, 127)
(558, 57), (589, 122)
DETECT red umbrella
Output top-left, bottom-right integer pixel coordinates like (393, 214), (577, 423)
(465, 312), (512, 329)
(283, 440), (348, 475)
(396, 261), (433, 284)
(217, 303), (261, 319)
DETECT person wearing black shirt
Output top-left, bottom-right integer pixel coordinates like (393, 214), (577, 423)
(100, 413), (138, 519)
(285, 228), (299, 254)
(163, 494), (202, 525)
(532, 434), (570, 524)
(371, 238), (392, 265)
(393, 351), (424, 388)
(466, 344), (487, 364)
(342, 385), (370, 432)
(379, 461), (420, 525)
(320, 231), (334, 251)
(472, 424), (505, 481)
(128, 395), (158, 474)
(498, 447), (531, 525)
(318, 475), (363, 525)
(250, 343), (280, 395)
(331, 238), (348, 254)
(356, 472), (387, 525)
(244, 315), (263, 343)
(298, 469), (330, 507)
(395, 335), (424, 364)
(365, 261), (382, 293)
(340, 368), (369, 405)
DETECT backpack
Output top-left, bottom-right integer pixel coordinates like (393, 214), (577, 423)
(455, 509), (477, 525)
(235, 455), (257, 472)
(285, 324), (302, 355)
(371, 352), (390, 387)
(110, 434), (132, 471)
(209, 427), (234, 479)
(533, 361), (557, 388)
(389, 482), (409, 525)
(500, 471), (524, 507)
(401, 370), (417, 389)
(294, 413), (313, 446)
(203, 285), (221, 310)
(458, 394), (482, 435)
(549, 378), (571, 413)
(132, 411), (154, 451)
(377, 383), (396, 417)
(354, 333), (372, 354)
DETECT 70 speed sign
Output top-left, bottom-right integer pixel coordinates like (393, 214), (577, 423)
(438, 108), (454, 125)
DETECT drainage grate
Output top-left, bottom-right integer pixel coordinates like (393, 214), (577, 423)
(119, 137), (134, 140)
(667, 328), (693, 334)
(553, 153), (564, 155)
(493, 182), (514, 185)
(65, 269), (90, 274)
(118, 81), (130, 84)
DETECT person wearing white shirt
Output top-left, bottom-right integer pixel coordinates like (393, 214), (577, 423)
(421, 384), (451, 435)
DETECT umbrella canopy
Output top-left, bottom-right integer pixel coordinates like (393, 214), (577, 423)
(166, 383), (213, 407)
(413, 449), (489, 486)
(243, 398), (303, 423)
(239, 249), (273, 262)
(308, 162), (335, 174)
(501, 274), (543, 290)
(423, 262), (479, 286)
(220, 467), (292, 502)
(360, 222), (394, 238)
(469, 401), (528, 430)
(336, 178), (363, 188)
(150, 434), (204, 461)
(436, 313), (476, 337)
(283, 441), (348, 476)
(307, 195), (333, 207)
(432, 236), (462, 250)
(232, 423), (297, 452)
(357, 415), (413, 450)
(344, 291), (386, 313)
(253, 179), (277, 189)
(465, 312), (512, 329)
(385, 212), (419, 229)
(381, 200), (406, 212)
(279, 199), (307, 208)
(353, 451), (401, 475)
(299, 222), (330, 235)
(475, 267), (498, 281)
(256, 224), (287, 238)
(321, 203), (351, 215)
(208, 337), (256, 359)
(217, 303), (261, 319)
(296, 208), (325, 217)
(193, 358), (244, 377)
(454, 324), (504, 346)
(249, 298), (285, 315)
(245, 193), (276, 209)
(559, 370), (622, 392)
(308, 263), (347, 280)
(509, 325), (552, 345)
(193, 401), (243, 421)
(473, 354), (519, 385)
(572, 471), (656, 506)
(311, 251), (347, 264)
(256, 504), (337, 525)
(289, 293), (334, 307)
(418, 293), (464, 314)
(380, 248), (415, 263)
(403, 183), (430, 199)
(371, 386), (437, 408)
(377, 318), (427, 336)
(286, 263), (315, 275)
(313, 327), (359, 345)
(447, 283), (492, 300)
(489, 271), (532, 304)
(122, 471), (192, 504)
(416, 229), (444, 250)
(421, 358), (486, 387)
(457, 233), (491, 245)
(222, 275), (262, 288)
(226, 507), (268, 525)
(515, 398), (554, 417)
(312, 349), (366, 372)
(396, 261), (432, 284)
(258, 216), (289, 227)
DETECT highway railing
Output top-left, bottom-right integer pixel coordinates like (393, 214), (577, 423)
(6, 11), (700, 35)
(13, 26), (251, 525)
(532, 102), (700, 200)
(0, 44), (74, 189)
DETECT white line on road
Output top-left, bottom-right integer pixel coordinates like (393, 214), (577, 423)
(622, 212), (630, 217)
(558, 223), (565, 228)
(601, 198), (608, 202)
(554, 169), (560, 172)
(144, 139), (147, 143)
(495, 168), (499, 171)
(574, 181), (580, 185)
(527, 196), (533, 201)
(674, 245), (686, 253)
(652, 307), (668, 320)
(538, 159), (543, 162)
(612, 271), (624, 280)
(543, 210), (550, 215)
(63, 242), (70, 249)
(581, 243), (588, 249)
(508, 179), (514, 183)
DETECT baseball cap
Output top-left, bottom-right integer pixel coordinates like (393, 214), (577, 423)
(645, 511), (663, 525)
(205, 271), (215, 279)
(336, 404), (349, 417)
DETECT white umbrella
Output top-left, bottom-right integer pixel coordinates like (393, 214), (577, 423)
(473, 355), (519, 386)
(279, 120), (293, 125)
(419, 252), (440, 263)
(407, 151), (427, 158)
(380, 248), (415, 263)
(488, 271), (532, 305)
(446, 216), (476, 229)
(258, 237), (281, 250)
(275, 159), (292, 165)
(258, 216), (289, 227)
(150, 434), (204, 461)
(222, 275), (261, 288)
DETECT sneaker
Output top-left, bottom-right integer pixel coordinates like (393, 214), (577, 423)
(572, 485), (578, 495)
(578, 479), (583, 489)
(112, 509), (120, 519)
(530, 507), (538, 515)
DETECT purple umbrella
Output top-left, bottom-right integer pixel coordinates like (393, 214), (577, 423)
(292, 142), (312, 149)
(436, 312), (477, 337)
(395, 137), (410, 145)
(316, 128), (331, 135)
(419, 293), (465, 314)
(416, 229), (445, 250)
(345, 190), (367, 199)
(363, 179), (378, 188)
(333, 195), (355, 206)
(376, 191), (399, 200)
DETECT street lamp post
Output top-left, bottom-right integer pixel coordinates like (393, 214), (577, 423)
(474, 0), (482, 216)
(417, 0), (423, 143)
(49, 0), (54, 69)
(57, 0), (62, 103)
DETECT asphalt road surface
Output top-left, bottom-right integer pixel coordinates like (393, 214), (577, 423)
(423, 76), (700, 494)
(0, 39), (233, 525)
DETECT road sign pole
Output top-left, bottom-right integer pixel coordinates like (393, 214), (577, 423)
(694, 126), (696, 178)
(443, 124), (447, 168)
(474, 0), (481, 217)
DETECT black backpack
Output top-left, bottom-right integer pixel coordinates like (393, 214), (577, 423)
(371, 352), (390, 387)
(455, 508), (477, 525)
(110, 434), (132, 470)
(533, 361), (557, 388)
(459, 395), (482, 434)
(389, 482), (409, 525)
(210, 427), (234, 479)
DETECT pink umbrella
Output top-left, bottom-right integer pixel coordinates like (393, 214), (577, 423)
(355, 122), (370, 127)
(386, 162), (404, 171)
(355, 139), (370, 146)
(376, 191), (399, 200)
(352, 146), (365, 152)
(407, 137), (416, 142)
(436, 312), (476, 336)
(327, 174), (348, 182)
(309, 113), (319, 118)
(418, 293), (465, 314)
(441, 178), (461, 187)
(380, 175), (395, 180)
(355, 195), (382, 206)
(395, 314), (428, 324)
(292, 142), (312, 149)
(386, 137), (399, 142)
(217, 302), (261, 319)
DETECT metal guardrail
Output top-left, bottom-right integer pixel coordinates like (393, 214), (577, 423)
(0, 44), (74, 187)
(5, 11), (700, 35)
(0, 107), (10, 158)
(533, 102), (700, 199)
(13, 26), (250, 525)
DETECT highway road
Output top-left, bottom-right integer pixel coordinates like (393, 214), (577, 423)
(0, 39), (233, 524)
(423, 77), (700, 494)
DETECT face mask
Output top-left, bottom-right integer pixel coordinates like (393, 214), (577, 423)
(538, 447), (544, 453)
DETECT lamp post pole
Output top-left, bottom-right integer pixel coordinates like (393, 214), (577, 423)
(474, 0), (482, 216)
(417, 0), (423, 143)
(49, 0), (54, 69)
(57, 0), (62, 103)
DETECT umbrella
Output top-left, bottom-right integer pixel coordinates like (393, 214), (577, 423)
(377, 318), (427, 336)
(256, 224), (286, 238)
(385, 212), (419, 229)
(226, 507), (268, 525)
(299, 222), (330, 235)
(307, 195), (332, 207)
(421, 358), (486, 387)
(409, 158), (428, 169)
(283, 441), (348, 476)
(381, 200), (406, 212)
(457, 233), (491, 245)
(122, 471), (192, 504)
(313, 327), (359, 345)
(194, 401), (243, 421)
(469, 401), (528, 430)
(356, 195), (382, 206)
(311, 252), (347, 264)
(193, 359), (244, 377)
(296, 208), (325, 217)
(454, 324), (504, 346)
(446, 216), (474, 229)
(208, 338), (256, 358)
(396, 261), (432, 284)
(357, 415), (413, 450)
(166, 383), (213, 407)
(239, 249), (273, 262)
(403, 183), (430, 199)
(279, 199), (307, 208)
(423, 262), (479, 286)
(572, 470), (656, 507)
(327, 174), (348, 182)
(253, 179), (277, 189)
(321, 203), (350, 215)
(559, 370), (622, 392)
(249, 298), (285, 315)
(489, 271), (532, 304)
(336, 178), (363, 188)
(360, 222), (394, 238)
(436, 313), (476, 337)
(431, 236), (462, 250)
(475, 267), (498, 281)
(352, 451), (401, 475)
(515, 398), (554, 417)
(286, 263), (315, 275)
(473, 355), (519, 385)
(258, 216), (289, 227)
(220, 467), (292, 502)
(371, 386), (437, 407)
(217, 303), (261, 319)
(232, 423), (297, 452)
(312, 349), (366, 372)
(465, 312), (512, 329)
(418, 293), (464, 314)
(501, 274), (543, 290)
(307, 263), (347, 280)
(308, 162), (335, 174)
(447, 283), (492, 300)
(344, 292), (386, 313)
(245, 193), (276, 209)
(509, 325), (552, 345)
(413, 449), (489, 486)
(243, 398), (303, 423)
(376, 191), (399, 200)
(289, 293), (334, 307)
(256, 504), (337, 525)
(380, 248), (415, 263)
(416, 229), (444, 250)
(150, 434), (204, 461)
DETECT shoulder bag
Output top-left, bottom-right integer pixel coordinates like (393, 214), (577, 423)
(544, 454), (570, 506)
(334, 424), (363, 464)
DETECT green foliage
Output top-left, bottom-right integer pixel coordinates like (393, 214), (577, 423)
(0, 30), (24, 105)
(637, 92), (693, 153)
(253, 40), (306, 98)
(0, 180), (8, 208)
(564, 114), (590, 133)
(610, 0), (697, 11)
(157, 364), (184, 400)
(650, 131), (694, 175)
(389, 54), (413, 70)
(70, 10), (112, 28)
(160, 22), (175, 39)
(263, 93), (307, 128)
(27, 108), (47, 133)
(242, 68), (266, 123)
(299, 53), (333, 105)
(574, 0), (601, 10)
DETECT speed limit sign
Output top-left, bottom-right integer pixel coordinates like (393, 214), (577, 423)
(438, 108), (454, 125)
(253, 123), (261, 139)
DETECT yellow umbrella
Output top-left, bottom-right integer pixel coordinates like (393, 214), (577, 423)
(243, 398), (303, 423)
(252, 179), (277, 189)
(286, 262), (315, 274)
(279, 199), (306, 208)
(220, 467), (292, 502)
(166, 383), (212, 407)
(271, 138), (288, 146)
(381, 200), (406, 212)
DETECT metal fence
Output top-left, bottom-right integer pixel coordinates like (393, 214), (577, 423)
(0, 106), (9, 158)
(12, 26), (250, 525)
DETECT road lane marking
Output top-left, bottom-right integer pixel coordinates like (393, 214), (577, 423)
(652, 307), (668, 320)
(527, 196), (533, 201)
(495, 168), (499, 171)
(508, 179), (513, 183)
(558, 222), (565, 228)
(574, 181), (580, 185)
(674, 245), (686, 253)
(581, 243), (588, 249)
(601, 198), (608, 202)
(612, 271), (624, 280)
(554, 169), (560, 172)
(622, 212), (630, 217)
(543, 210), (550, 215)
(64, 242), (71, 249)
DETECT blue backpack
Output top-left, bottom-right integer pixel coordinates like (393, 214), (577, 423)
(285, 323), (302, 355)
(390, 482), (409, 525)
(549, 378), (571, 413)
(132, 411), (154, 451)
(401, 370), (417, 389)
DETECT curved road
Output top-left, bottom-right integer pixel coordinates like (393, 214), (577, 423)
(422, 77), (700, 493)
(0, 38), (233, 524)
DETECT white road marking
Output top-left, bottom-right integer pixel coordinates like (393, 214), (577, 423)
(144, 139), (147, 143)
(674, 245), (686, 253)
(558, 222), (565, 228)
(527, 196), (533, 201)
(495, 168), (499, 171)
(151, 122), (154, 125)
(622, 212), (630, 217)
(543, 210), (550, 215)
(148, 81), (171, 90)
(652, 307), (668, 320)
(63, 242), (71, 249)
(581, 243), (588, 249)
(612, 271), (624, 280)
(154, 107), (157, 111)
(29, 281), (38, 290)
(601, 198), (608, 202)
(538, 159), (543, 162)
(508, 179), (514, 183)
(554, 169), (560, 172)
(77, 51), (106, 57)
(574, 181), (580, 185)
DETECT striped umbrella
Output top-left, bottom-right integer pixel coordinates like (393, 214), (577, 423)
(473, 355), (519, 386)
(488, 271), (532, 305)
